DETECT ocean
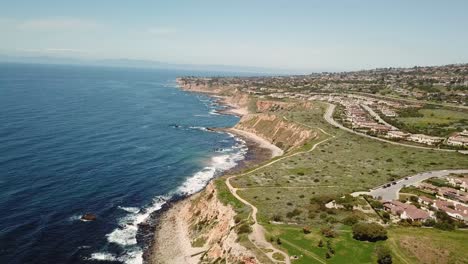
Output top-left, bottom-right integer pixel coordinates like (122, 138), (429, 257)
(0, 63), (246, 264)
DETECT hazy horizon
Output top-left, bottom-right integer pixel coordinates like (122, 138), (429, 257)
(1, 0), (468, 72)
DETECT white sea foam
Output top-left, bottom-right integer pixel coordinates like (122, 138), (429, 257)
(177, 141), (247, 195)
(89, 252), (118, 261)
(118, 206), (140, 213)
(189, 126), (208, 131)
(93, 196), (167, 263)
(94, 133), (247, 264)
(209, 109), (221, 115)
(68, 214), (82, 222)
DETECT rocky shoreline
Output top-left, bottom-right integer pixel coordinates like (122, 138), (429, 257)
(141, 83), (278, 264)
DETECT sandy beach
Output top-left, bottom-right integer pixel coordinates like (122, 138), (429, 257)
(227, 128), (284, 158)
(147, 130), (280, 264)
(146, 85), (283, 264)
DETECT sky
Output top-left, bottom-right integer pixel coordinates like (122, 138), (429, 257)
(1, 0), (468, 72)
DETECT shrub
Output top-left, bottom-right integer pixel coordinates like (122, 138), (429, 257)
(236, 223), (252, 234)
(376, 245), (392, 264)
(342, 214), (362, 226)
(302, 226), (311, 234)
(369, 200), (384, 209)
(317, 239), (324, 247)
(272, 214), (282, 222)
(423, 218), (436, 227)
(286, 208), (302, 218)
(320, 226), (337, 238)
(352, 222), (387, 242)
(276, 237), (282, 245)
(234, 215), (242, 224)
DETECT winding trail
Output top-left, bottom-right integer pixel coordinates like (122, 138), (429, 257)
(323, 103), (458, 152)
(225, 104), (336, 264)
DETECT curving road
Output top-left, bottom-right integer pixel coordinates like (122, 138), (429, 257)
(367, 169), (468, 201)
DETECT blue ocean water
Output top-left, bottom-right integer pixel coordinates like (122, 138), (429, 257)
(0, 63), (246, 264)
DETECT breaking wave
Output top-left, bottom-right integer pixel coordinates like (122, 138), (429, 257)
(92, 137), (247, 264)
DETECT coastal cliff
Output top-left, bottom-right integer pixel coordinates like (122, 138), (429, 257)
(148, 80), (318, 263)
(235, 113), (316, 151)
(150, 182), (256, 264)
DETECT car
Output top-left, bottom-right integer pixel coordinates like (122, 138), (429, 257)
(392, 182), (397, 185)
(405, 177), (409, 180)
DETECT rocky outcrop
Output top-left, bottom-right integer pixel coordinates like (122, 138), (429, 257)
(186, 182), (256, 263)
(151, 182), (256, 264)
(176, 79), (229, 95)
(81, 213), (96, 221)
(235, 113), (316, 151)
(256, 100), (293, 112)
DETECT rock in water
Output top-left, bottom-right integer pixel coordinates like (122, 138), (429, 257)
(81, 213), (97, 221)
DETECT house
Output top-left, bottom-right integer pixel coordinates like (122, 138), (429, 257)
(407, 134), (444, 145)
(418, 196), (434, 206)
(447, 176), (468, 191)
(386, 130), (410, 139)
(383, 200), (430, 221)
(434, 200), (468, 222)
(446, 133), (468, 147)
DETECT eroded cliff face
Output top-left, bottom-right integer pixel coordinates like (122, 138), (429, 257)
(176, 79), (230, 95)
(187, 182), (256, 263)
(235, 113), (316, 151)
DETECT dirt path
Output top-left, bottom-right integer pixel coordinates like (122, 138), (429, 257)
(225, 104), (336, 264)
(323, 103), (458, 152)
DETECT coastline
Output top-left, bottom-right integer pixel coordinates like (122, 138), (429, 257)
(143, 86), (281, 263)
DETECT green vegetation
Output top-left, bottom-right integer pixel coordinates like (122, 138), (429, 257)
(231, 102), (468, 225)
(216, 100), (468, 263)
(387, 227), (468, 264)
(352, 222), (387, 242)
(390, 106), (468, 136)
(214, 177), (251, 220)
(399, 186), (436, 199)
(266, 224), (381, 264)
(191, 237), (206, 247)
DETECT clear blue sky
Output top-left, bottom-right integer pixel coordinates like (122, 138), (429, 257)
(1, 0), (467, 71)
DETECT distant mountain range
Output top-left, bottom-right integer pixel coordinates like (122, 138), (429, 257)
(0, 55), (304, 75)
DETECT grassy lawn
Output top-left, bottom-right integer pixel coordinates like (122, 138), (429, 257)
(395, 108), (468, 136)
(397, 109), (468, 126)
(265, 224), (381, 264)
(387, 227), (468, 264)
(263, 224), (468, 264)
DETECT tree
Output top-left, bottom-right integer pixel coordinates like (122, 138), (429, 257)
(342, 214), (362, 226)
(321, 226), (337, 238)
(352, 222), (387, 242)
(317, 239), (324, 247)
(276, 237), (282, 245)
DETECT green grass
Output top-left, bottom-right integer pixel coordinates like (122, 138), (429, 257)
(214, 177), (251, 220)
(394, 108), (468, 136)
(397, 109), (468, 126)
(263, 224), (468, 264)
(387, 227), (468, 264)
(215, 100), (468, 263)
(266, 224), (380, 264)
(399, 186), (436, 199)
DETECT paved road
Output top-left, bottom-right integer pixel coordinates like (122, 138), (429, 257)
(323, 103), (457, 152)
(366, 169), (468, 201)
(361, 104), (397, 130)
